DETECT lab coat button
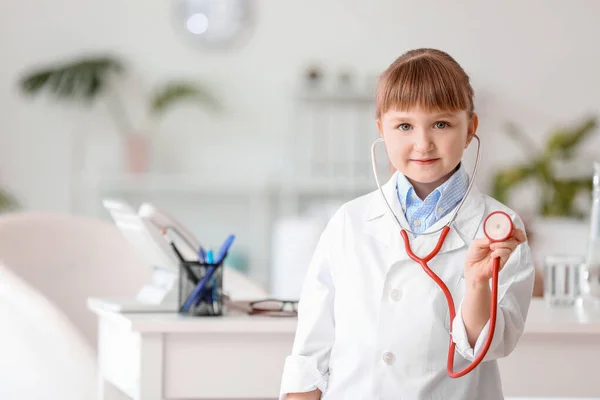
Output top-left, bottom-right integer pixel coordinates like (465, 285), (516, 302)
(390, 289), (402, 301)
(382, 352), (395, 365)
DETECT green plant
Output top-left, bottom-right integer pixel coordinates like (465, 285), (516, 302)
(492, 117), (597, 219)
(19, 55), (218, 137)
(150, 81), (220, 115)
(0, 189), (18, 212)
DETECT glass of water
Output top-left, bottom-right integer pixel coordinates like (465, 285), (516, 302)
(543, 255), (585, 306)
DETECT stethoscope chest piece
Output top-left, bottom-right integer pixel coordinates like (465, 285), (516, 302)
(483, 211), (514, 243)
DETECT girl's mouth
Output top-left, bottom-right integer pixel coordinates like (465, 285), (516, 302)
(411, 158), (439, 165)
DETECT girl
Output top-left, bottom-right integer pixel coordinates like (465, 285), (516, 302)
(280, 48), (534, 400)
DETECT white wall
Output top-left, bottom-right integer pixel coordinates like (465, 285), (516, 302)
(2, 0), (600, 213)
(2, 0), (600, 287)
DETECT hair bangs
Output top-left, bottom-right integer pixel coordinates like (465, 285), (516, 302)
(376, 50), (474, 118)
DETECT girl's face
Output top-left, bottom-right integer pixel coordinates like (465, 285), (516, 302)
(376, 106), (478, 198)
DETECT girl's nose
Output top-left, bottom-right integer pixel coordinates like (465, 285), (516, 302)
(413, 129), (434, 153)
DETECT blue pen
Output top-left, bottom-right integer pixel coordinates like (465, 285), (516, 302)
(202, 249), (219, 310)
(202, 235), (234, 313)
(203, 235), (234, 311)
(182, 264), (217, 312)
(215, 234), (236, 264)
(184, 249), (214, 311)
(192, 249), (215, 308)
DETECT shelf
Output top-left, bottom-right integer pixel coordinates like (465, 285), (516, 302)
(79, 172), (274, 196)
(79, 171), (377, 197)
(278, 178), (375, 196)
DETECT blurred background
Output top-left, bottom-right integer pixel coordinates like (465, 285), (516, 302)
(3, 0), (600, 289)
(2, 0), (600, 399)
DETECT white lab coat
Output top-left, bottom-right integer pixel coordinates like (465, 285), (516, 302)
(279, 172), (535, 400)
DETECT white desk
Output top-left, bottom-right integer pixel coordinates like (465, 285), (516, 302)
(88, 298), (600, 400)
(88, 298), (296, 400)
(497, 299), (600, 398)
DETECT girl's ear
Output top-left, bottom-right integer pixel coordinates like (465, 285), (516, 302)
(376, 119), (383, 138)
(466, 113), (479, 148)
(468, 113), (479, 135)
(465, 134), (474, 149)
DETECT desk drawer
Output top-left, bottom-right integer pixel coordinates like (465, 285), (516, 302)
(164, 332), (294, 399)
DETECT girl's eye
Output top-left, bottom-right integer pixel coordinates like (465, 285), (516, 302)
(397, 123), (411, 131)
(434, 121), (449, 129)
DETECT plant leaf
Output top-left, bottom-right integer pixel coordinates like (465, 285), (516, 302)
(87, 73), (102, 101)
(0, 189), (18, 212)
(149, 81), (220, 115)
(19, 55), (124, 103)
(20, 71), (54, 94)
(545, 117), (597, 158)
(491, 165), (536, 203)
(494, 115), (598, 218)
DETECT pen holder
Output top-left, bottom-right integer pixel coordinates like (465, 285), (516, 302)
(178, 260), (224, 316)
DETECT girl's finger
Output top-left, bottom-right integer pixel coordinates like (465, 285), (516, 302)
(491, 238), (519, 252)
(512, 228), (526, 243)
(472, 237), (491, 250)
(491, 248), (512, 262)
(489, 248), (512, 271)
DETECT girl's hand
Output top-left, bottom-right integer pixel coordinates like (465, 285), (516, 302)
(464, 228), (526, 286)
(287, 390), (322, 400)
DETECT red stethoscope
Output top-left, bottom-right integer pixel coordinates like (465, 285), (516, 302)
(401, 211), (513, 378)
(371, 135), (515, 378)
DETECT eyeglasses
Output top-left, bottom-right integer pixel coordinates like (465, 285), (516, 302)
(248, 299), (298, 317)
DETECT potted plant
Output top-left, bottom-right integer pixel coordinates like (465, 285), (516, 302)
(492, 116), (597, 218)
(19, 54), (219, 174)
(491, 116), (598, 296)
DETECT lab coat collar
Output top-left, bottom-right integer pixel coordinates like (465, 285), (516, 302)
(364, 171), (485, 267)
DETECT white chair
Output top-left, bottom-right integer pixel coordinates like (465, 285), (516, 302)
(0, 262), (96, 400)
(0, 211), (153, 348)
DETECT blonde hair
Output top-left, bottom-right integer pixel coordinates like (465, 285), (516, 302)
(376, 48), (474, 118)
